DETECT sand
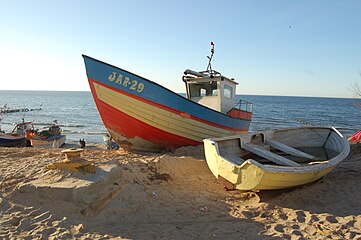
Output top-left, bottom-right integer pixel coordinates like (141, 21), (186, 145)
(1, 143), (361, 239)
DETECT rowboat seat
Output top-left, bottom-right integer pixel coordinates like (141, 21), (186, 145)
(223, 153), (245, 166)
(266, 139), (320, 160)
(242, 143), (301, 167)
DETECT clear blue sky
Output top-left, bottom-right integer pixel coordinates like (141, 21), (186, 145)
(1, 1), (360, 98)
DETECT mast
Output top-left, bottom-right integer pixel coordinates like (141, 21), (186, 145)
(206, 41), (215, 74)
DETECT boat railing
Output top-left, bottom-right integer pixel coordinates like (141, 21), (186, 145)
(236, 99), (253, 113)
(227, 99), (253, 120)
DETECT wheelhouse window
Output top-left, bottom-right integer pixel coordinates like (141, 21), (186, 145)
(189, 81), (218, 98)
(223, 85), (233, 99)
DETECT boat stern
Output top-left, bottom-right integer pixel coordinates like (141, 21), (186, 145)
(203, 139), (220, 178)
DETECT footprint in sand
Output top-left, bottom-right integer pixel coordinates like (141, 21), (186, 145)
(325, 215), (338, 224)
(295, 210), (306, 223)
(291, 230), (303, 237)
(279, 213), (288, 220)
(2, 215), (23, 227)
(291, 224), (300, 230)
(274, 224), (285, 233)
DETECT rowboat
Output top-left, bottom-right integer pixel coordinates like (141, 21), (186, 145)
(83, 44), (253, 151)
(203, 126), (350, 191)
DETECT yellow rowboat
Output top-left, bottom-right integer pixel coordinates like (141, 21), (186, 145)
(203, 126), (350, 191)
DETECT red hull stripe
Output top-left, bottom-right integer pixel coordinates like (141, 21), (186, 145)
(89, 82), (200, 148)
(89, 78), (248, 133)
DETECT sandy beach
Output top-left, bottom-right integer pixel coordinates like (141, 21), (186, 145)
(1, 143), (361, 239)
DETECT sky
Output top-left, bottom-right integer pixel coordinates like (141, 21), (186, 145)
(0, 1), (360, 98)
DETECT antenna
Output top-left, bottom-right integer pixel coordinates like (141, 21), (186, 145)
(206, 41), (215, 73)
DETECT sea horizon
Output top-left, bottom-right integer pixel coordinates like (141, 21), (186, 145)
(0, 89), (357, 100)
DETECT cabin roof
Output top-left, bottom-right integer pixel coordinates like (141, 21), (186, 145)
(183, 69), (238, 85)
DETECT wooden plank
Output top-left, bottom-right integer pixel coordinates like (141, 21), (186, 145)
(223, 153), (245, 165)
(242, 143), (301, 167)
(266, 139), (320, 160)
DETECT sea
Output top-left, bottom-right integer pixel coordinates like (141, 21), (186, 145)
(0, 90), (360, 144)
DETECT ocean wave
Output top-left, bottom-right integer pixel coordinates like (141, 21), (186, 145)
(1, 121), (87, 128)
(32, 122), (86, 128)
(335, 127), (356, 132)
(62, 130), (107, 135)
(59, 124), (86, 128)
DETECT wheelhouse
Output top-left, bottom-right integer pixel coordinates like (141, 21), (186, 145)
(184, 69), (239, 114)
(183, 69), (252, 120)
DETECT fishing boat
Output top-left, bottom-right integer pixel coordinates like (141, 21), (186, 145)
(0, 119), (33, 147)
(83, 43), (253, 151)
(0, 134), (26, 147)
(203, 126), (350, 191)
(30, 121), (66, 148)
(11, 120), (36, 147)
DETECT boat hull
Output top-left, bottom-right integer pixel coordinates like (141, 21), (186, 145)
(83, 55), (251, 151)
(0, 135), (27, 147)
(30, 135), (66, 148)
(203, 126), (350, 190)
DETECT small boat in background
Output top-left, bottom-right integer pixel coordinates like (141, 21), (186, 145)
(0, 119), (33, 147)
(0, 134), (26, 147)
(30, 120), (66, 148)
(203, 126), (350, 191)
(12, 120), (36, 147)
(83, 43), (253, 152)
(348, 130), (361, 143)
